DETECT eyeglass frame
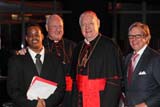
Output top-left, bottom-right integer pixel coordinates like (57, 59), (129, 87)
(128, 34), (145, 39)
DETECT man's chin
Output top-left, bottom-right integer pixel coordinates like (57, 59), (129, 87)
(30, 45), (42, 50)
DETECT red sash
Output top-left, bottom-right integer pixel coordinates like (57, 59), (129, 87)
(65, 76), (72, 91)
(76, 74), (106, 107)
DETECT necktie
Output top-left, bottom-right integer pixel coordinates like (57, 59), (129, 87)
(128, 53), (139, 85)
(35, 54), (42, 75)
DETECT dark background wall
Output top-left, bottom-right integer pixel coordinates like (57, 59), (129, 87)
(1, 0), (160, 106)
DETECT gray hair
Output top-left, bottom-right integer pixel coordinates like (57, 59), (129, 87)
(46, 14), (63, 25)
(79, 10), (99, 26)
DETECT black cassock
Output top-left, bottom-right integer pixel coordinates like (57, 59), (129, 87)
(43, 37), (76, 107)
(71, 34), (122, 107)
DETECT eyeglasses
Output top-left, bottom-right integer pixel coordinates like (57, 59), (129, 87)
(128, 34), (144, 39)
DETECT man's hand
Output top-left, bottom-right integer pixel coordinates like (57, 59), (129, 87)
(36, 98), (46, 107)
(135, 102), (147, 107)
(16, 48), (27, 55)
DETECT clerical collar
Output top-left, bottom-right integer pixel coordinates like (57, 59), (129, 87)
(84, 35), (100, 45)
(53, 40), (63, 47)
(54, 40), (59, 43)
(87, 35), (100, 46)
(78, 35), (101, 68)
(54, 39), (63, 44)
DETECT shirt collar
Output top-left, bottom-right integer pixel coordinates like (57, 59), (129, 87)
(84, 39), (90, 45)
(134, 44), (147, 56)
(27, 46), (45, 63)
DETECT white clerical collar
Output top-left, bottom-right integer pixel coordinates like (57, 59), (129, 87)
(54, 40), (59, 43)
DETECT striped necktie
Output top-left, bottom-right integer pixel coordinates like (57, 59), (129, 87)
(128, 53), (139, 85)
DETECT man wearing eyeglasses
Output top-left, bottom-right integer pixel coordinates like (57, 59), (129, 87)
(123, 22), (160, 107)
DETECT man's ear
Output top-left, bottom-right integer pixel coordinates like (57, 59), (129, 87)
(42, 34), (44, 40)
(25, 35), (28, 41)
(45, 24), (48, 32)
(97, 18), (100, 29)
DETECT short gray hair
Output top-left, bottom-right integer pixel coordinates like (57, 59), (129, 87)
(46, 14), (63, 25)
(79, 10), (99, 26)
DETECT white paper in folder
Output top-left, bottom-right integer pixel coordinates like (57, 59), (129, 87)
(27, 76), (57, 100)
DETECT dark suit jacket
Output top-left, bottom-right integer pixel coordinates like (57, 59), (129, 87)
(7, 50), (65, 107)
(124, 46), (160, 107)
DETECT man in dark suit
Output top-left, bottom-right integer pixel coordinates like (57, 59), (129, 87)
(124, 22), (160, 107)
(7, 23), (65, 107)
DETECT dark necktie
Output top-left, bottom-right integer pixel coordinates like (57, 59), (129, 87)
(128, 53), (139, 85)
(35, 54), (42, 75)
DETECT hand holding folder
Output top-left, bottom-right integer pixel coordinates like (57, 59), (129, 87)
(27, 76), (57, 100)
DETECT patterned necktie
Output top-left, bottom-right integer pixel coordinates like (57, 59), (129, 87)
(128, 53), (139, 85)
(35, 54), (42, 75)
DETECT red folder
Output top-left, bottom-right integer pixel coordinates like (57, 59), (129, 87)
(27, 76), (57, 100)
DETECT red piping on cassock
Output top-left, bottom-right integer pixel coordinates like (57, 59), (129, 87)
(65, 76), (72, 91)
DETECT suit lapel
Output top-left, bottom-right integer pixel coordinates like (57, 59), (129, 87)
(132, 47), (150, 81)
(125, 53), (132, 86)
(25, 51), (39, 75)
(125, 54), (132, 67)
(40, 50), (50, 76)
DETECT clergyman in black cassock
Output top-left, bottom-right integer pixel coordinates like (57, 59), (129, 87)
(71, 10), (122, 107)
(44, 14), (76, 107)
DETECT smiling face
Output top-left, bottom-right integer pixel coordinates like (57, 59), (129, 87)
(128, 26), (148, 53)
(79, 11), (100, 41)
(46, 15), (64, 41)
(26, 26), (44, 52)
(128, 22), (151, 53)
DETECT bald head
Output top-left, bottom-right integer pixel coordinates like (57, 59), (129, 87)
(45, 14), (64, 41)
(46, 14), (63, 25)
